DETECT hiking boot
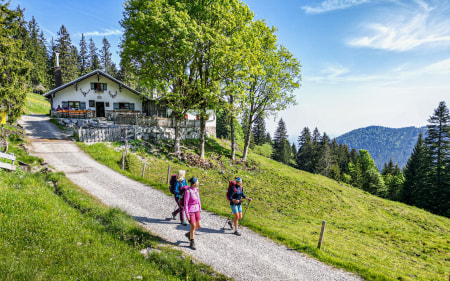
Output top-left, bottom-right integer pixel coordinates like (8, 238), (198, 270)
(234, 230), (241, 236)
(171, 212), (177, 220)
(227, 220), (233, 229)
(185, 231), (190, 240)
(190, 239), (196, 250)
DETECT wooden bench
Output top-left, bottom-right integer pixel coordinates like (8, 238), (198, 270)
(0, 151), (16, 171)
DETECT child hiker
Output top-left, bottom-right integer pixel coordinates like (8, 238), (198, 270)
(228, 177), (252, 236)
(184, 177), (202, 250)
(172, 170), (188, 225)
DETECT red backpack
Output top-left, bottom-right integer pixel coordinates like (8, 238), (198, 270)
(226, 181), (236, 201)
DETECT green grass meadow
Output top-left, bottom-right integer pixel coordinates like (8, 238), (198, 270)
(0, 139), (228, 280)
(79, 139), (450, 281)
(24, 93), (51, 115)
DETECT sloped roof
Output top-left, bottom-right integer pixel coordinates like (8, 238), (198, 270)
(43, 69), (144, 98)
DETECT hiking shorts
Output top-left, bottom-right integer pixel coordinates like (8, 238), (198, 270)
(230, 204), (242, 214)
(188, 211), (201, 224)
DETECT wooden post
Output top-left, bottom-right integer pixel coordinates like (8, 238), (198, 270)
(166, 164), (171, 184)
(318, 220), (326, 249)
(121, 140), (128, 170)
(142, 162), (146, 178)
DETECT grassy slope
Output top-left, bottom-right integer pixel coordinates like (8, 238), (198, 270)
(0, 139), (229, 280)
(24, 93), (50, 115)
(79, 139), (450, 281)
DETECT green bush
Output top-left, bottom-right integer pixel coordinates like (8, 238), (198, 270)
(253, 143), (273, 158)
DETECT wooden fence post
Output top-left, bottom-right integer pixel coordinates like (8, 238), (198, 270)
(318, 220), (327, 249)
(166, 164), (171, 184)
(121, 140), (128, 170)
(142, 162), (146, 178)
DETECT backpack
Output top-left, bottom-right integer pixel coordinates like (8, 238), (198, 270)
(169, 175), (177, 194)
(226, 181), (236, 201)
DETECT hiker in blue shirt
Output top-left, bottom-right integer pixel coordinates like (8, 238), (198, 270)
(229, 177), (252, 236)
(172, 170), (188, 225)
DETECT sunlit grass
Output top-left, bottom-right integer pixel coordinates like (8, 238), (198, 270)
(79, 139), (450, 281)
(24, 93), (50, 115)
(0, 139), (229, 280)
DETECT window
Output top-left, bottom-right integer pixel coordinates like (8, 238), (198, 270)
(89, 100), (95, 107)
(113, 102), (135, 111)
(68, 101), (80, 110)
(105, 102), (110, 107)
(90, 82), (107, 92)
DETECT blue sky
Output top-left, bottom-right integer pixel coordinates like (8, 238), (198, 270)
(10, 0), (450, 139)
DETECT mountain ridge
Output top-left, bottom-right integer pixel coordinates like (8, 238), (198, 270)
(335, 125), (427, 170)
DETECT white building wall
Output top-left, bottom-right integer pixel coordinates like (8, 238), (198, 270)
(52, 75), (142, 112)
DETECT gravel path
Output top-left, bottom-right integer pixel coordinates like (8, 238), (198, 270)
(19, 115), (362, 281)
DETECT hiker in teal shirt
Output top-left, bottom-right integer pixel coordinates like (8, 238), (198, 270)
(229, 177), (252, 236)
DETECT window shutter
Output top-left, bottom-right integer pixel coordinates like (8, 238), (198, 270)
(80, 102), (86, 110)
(113, 103), (119, 110)
(130, 103), (135, 111)
(90, 83), (94, 90)
(103, 83), (107, 90)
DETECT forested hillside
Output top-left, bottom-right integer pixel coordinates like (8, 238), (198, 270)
(336, 126), (427, 170)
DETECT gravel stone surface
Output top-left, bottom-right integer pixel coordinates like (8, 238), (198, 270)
(19, 115), (363, 281)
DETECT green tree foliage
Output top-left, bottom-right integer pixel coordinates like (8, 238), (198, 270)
(78, 33), (89, 76)
(296, 127), (314, 172)
(0, 2), (31, 122)
(100, 37), (117, 77)
(355, 150), (386, 197)
(252, 114), (267, 146)
(25, 16), (49, 93)
(381, 158), (405, 201)
(401, 134), (433, 209)
(216, 107), (244, 142)
(240, 20), (301, 161)
(272, 118), (291, 164)
(89, 37), (100, 71)
(121, 0), (253, 154)
(55, 25), (78, 84)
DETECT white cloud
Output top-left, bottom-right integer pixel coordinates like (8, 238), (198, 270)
(302, 0), (371, 14)
(348, 1), (450, 51)
(307, 58), (450, 85)
(77, 29), (123, 38)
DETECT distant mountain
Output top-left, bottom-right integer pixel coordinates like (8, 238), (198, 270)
(335, 126), (427, 171)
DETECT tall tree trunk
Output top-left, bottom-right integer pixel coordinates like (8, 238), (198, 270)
(199, 107), (207, 160)
(229, 95), (235, 160)
(173, 117), (181, 154)
(242, 113), (253, 161)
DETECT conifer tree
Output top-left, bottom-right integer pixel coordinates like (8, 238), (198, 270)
(100, 37), (117, 76)
(425, 101), (450, 215)
(382, 158), (405, 201)
(265, 132), (273, 145)
(79, 33), (89, 75)
(0, 2), (31, 121)
(252, 114), (267, 146)
(296, 127), (314, 172)
(315, 132), (332, 176)
(272, 118), (291, 164)
(26, 16), (49, 92)
(55, 25), (78, 84)
(401, 133), (433, 207)
(46, 37), (56, 88)
(89, 37), (100, 71)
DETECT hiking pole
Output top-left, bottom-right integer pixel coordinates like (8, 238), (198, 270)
(239, 200), (252, 228)
(222, 212), (233, 229)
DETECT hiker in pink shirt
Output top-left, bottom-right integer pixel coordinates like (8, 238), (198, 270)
(184, 177), (202, 250)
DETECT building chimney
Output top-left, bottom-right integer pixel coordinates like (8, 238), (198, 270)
(54, 52), (62, 88)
